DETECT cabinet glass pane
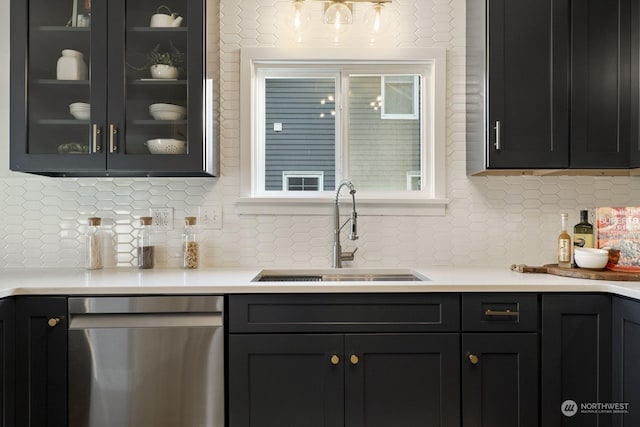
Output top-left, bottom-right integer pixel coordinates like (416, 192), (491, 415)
(28, 0), (92, 155)
(124, 0), (189, 155)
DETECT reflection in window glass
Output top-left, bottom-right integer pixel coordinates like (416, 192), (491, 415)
(264, 78), (336, 191)
(349, 75), (421, 192)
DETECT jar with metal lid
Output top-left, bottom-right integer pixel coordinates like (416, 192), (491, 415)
(136, 216), (155, 269)
(182, 216), (199, 269)
(84, 216), (103, 270)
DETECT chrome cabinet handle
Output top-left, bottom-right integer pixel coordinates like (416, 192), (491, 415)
(109, 124), (118, 153)
(484, 309), (519, 317)
(494, 120), (501, 150)
(92, 124), (102, 153)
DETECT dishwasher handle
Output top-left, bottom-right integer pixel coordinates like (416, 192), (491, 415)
(69, 312), (223, 329)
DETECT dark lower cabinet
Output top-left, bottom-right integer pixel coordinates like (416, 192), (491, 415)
(228, 333), (460, 427)
(612, 296), (640, 426)
(0, 298), (15, 427)
(228, 334), (345, 427)
(15, 297), (67, 427)
(462, 333), (538, 427)
(344, 334), (460, 427)
(541, 294), (612, 427)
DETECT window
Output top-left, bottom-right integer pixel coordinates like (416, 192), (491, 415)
(282, 171), (324, 191)
(240, 48), (447, 214)
(381, 75), (419, 120)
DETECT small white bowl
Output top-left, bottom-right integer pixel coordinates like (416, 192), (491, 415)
(574, 247), (609, 269)
(145, 138), (187, 154)
(69, 102), (90, 120)
(149, 103), (187, 120)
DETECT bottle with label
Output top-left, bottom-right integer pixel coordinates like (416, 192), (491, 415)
(136, 216), (154, 269)
(182, 216), (199, 269)
(84, 217), (103, 270)
(558, 213), (572, 268)
(574, 209), (594, 248)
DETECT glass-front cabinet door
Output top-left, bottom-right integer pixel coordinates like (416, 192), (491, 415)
(10, 0), (213, 176)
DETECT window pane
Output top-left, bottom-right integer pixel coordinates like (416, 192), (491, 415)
(264, 78), (336, 191)
(348, 75), (421, 192)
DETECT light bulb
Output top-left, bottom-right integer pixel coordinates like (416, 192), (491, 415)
(373, 3), (383, 33)
(293, 0), (303, 30)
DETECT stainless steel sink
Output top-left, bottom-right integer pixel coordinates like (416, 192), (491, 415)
(253, 269), (429, 282)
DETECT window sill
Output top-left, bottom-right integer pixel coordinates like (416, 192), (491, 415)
(236, 197), (448, 216)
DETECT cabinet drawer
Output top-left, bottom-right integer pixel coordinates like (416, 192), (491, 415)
(462, 294), (538, 331)
(228, 294), (460, 333)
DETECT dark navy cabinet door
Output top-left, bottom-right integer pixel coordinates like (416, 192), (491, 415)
(345, 334), (460, 427)
(228, 334), (345, 427)
(541, 294), (612, 427)
(0, 299), (15, 427)
(485, 0), (569, 169)
(15, 297), (67, 427)
(612, 296), (640, 426)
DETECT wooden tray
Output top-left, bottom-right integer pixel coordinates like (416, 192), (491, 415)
(511, 264), (640, 281)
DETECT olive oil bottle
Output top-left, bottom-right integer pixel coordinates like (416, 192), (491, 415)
(558, 213), (572, 268)
(574, 209), (594, 248)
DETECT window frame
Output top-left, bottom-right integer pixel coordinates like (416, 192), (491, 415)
(381, 75), (420, 120)
(239, 48), (448, 216)
(282, 171), (325, 192)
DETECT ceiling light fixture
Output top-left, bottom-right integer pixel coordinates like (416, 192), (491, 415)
(293, 0), (392, 33)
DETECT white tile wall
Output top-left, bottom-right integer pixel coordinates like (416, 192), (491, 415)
(1, 0), (640, 269)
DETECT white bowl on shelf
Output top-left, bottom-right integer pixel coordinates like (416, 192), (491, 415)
(149, 103), (186, 120)
(574, 247), (609, 269)
(145, 138), (187, 154)
(69, 102), (90, 120)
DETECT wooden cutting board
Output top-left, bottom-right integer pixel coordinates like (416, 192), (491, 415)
(511, 264), (640, 281)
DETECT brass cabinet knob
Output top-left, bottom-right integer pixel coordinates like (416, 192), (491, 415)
(350, 354), (359, 365)
(468, 353), (479, 365)
(330, 354), (340, 365)
(47, 317), (61, 328)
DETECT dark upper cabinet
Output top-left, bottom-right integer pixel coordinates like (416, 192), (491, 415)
(466, 0), (570, 173)
(10, 0), (216, 177)
(612, 296), (640, 427)
(570, 0), (632, 168)
(15, 297), (67, 427)
(0, 299), (15, 427)
(541, 294), (612, 427)
(467, 0), (639, 173)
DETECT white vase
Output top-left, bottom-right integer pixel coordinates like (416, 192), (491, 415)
(150, 64), (179, 79)
(56, 49), (88, 80)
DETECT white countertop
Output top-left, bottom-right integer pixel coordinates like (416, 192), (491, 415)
(2, 266), (640, 300)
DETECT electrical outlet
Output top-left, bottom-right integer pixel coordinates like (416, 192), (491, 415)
(150, 207), (174, 231)
(199, 205), (222, 229)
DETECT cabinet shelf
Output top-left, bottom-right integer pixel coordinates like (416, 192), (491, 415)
(131, 119), (187, 125)
(37, 26), (90, 32)
(35, 79), (90, 86)
(35, 119), (89, 125)
(128, 27), (188, 33)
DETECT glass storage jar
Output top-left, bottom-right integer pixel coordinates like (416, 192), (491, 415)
(136, 216), (154, 269)
(84, 216), (103, 270)
(182, 216), (199, 269)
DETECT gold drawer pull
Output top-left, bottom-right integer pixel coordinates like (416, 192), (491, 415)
(484, 309), (519, 317)
(350, 354), (359, 365)
(48, 317), (61, 328)
(330, 354), (340, 365)
(468, 353), (479, 365)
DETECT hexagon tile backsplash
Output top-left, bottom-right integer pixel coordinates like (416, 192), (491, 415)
(2, 0), (640, 269)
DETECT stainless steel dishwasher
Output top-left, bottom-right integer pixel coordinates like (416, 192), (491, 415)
(68, 296), (224, 427)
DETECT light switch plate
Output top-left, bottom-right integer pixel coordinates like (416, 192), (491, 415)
(150, 207), (174, 231)
(199, 205), (222, 229)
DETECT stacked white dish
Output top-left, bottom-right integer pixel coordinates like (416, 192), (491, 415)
(149, 103), (186, 120)
(69, 102), (90, 120)
(145, 138), (187, 154)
